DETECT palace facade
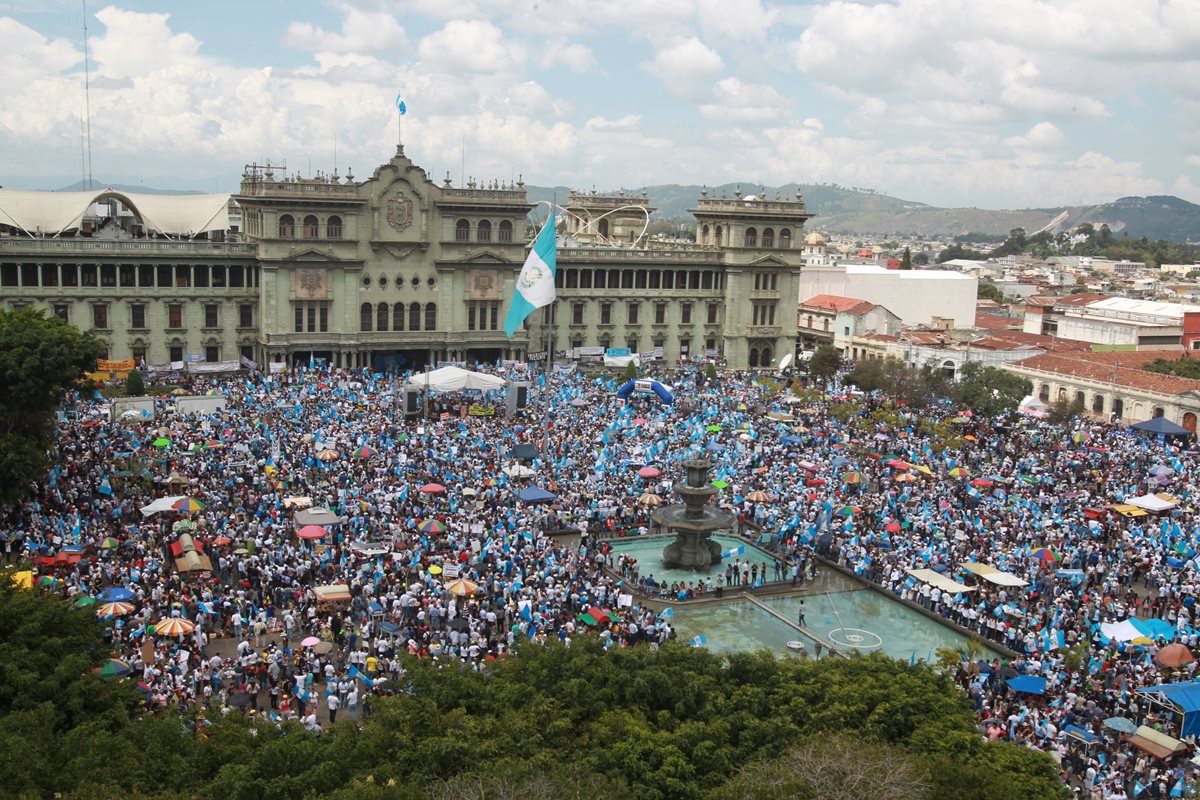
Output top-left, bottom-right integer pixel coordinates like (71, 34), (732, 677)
(0, 146), (813, 370)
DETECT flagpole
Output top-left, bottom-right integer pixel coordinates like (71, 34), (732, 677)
(541, 196), (556, 457)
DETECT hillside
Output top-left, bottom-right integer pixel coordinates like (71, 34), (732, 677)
(527, 182), (1200, 242)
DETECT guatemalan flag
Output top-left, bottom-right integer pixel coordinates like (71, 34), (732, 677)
(395, 94), (407, 115)
(503, 214), (557, 337)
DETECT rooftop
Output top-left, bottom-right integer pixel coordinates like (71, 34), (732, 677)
(799, 294), (878, 314)
(1008, 352), (1200, 396)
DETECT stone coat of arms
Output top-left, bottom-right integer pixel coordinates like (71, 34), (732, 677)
(387, 196), (414, 232)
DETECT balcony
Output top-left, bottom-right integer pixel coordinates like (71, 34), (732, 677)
(0, 238), (257, 257)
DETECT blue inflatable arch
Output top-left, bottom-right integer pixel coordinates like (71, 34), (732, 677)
(617, 379), (674, 404)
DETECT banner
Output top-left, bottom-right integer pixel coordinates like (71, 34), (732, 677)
(186, 360), (240, 373)
(97, 358), (135, 372)
(606, 347), (631, 357)
(239, 355), (258, 371)
(268, 362), (288, 373)
(576, 346), (605, 357)
(184, 354), (206, 363)
(527, 350), (548, 362)
(467, 404), (495, 416)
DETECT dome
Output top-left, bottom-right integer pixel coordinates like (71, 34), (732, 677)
(803, 230), (825, 246)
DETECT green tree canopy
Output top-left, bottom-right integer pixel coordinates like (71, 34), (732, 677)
(900, 247), (913, 270)
(0, 308), (105, 506)
(1144, 355), (1200, 380)
(953, 362), (1032, 416)
(977, 282), (1006, 304)
(125, 368), (145, 396)
(807, 345), (841, 382)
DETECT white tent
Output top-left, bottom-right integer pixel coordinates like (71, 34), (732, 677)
(140, 495), (187, 517)
(0, 188), (230, 236)
(1127, 494), (1178, 513)
(404, 366), (506, 392)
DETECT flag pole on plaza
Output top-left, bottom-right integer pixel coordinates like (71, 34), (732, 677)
(503, 200), (558, 339)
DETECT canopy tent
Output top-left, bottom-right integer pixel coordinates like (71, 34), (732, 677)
(1137, 684), (1200, 739)
(1063, 725), (1099, 746)
(960, 562), (1029, 587)
(139, 496), (187, 517)
(404, 366), (506, 392)
(0, 188), (230, 237)
(906, 568), (974, 594)
(1129, 724), (1189, 759)
(294, 508), (344, 526)
(1109, 504), (1149, 518)
(1126, 493), (1179, 513)
(1131, 417), (1193, 437)
(1006, 675), (1047, 695)
(517, 486), (557, 504)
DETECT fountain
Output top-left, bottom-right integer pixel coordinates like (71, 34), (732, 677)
(653, 459), (738, 570)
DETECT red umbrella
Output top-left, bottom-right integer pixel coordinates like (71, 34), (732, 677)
(885, 459), (910, 471)
(212, 535), (233, 546)
(637, 466), (661, 479)
(805, 478), (826, 486)
(420, 483), (446, 494)
(631, 417), (649, 426)
(970, 478), (994, 488)
(297, 525), (328, 539)
(1155, 643), (1196, 668)
(884, 521), (902, 533)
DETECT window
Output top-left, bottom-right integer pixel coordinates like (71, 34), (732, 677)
(771, 273), (778, 290)
(490, 305), (498, 330)
(744, 227), (757, 247)
(1154, 407), (1165, 418)
(762, 228), (774, 248)
(681, 303), (692, 324)
(627, 303), (639, 325)
(648, 271), (660, 289)
(239, 345), (253, 361)
(205, 345), (219, 362)
(319, 305), (328, 332)
(229, 266), (244, 288)
(572, 302), (584, 326)
(168, 304), (183, 329)
(326, 216), (342, 239)
(626, 336), (639, 352)
(621, 271), (634, 289)
(654, 303), (666, 324)
(455, 219), (470, 241)
(701, 272), (713, 290)
(211, 265), (226, 287)
(278, 214), (295, 238)
(468, 305), (477, 331)
(708, 303), (719, 325)
(239, 304), (253, 328)
(499, 220), (513, 242)
(598, 219), (609, 238)
(39, 264), (58, 287)
(132, 347), (146, 365)
(780, 229), (791, 249)
(715, 225), (723, 245)
(410, 302), (421, 331)
(393, 304), (405, 331)
(635, 270), (647, 289)
(62, 264), (78, 286)
(130, 304), (145, 329)
(101, 264), (116, 287)
(1092, 394), (1104, 414)
(53, 304), (69, 323)
(169, 346), (183, 363)
(565, 270), (578, 289)
(701, 225), (710, 244)
(302, 215), (319, 239)
(175, 266), (190, 288)
(600, 303), (612, 325)
(379, 274), (388, 288)
(204, 304), (219, 328)
(92, 304), (109, 329)
(361, 302), (373, 332)
(377, 302), (389, 332)
(307, 305), (316, 332)
(295, 306), (303, 333)
(477, 220), (492, 242)
(82, 264), (97, 287)
(680, 338), (690, 355)
(425, 303), (437, 331)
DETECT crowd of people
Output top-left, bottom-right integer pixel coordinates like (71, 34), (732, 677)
(7, 358), (1200, 797)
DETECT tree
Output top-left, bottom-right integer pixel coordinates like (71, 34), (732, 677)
(705, 362), (718, 383)
(900, 247), (913, 270)
(124, 368), (145, 396)
(1047, 396), (1086, 426)
(0, 308), (105, 507)
(1144, 355), (1200, 380)
(977, 282), (1005, 304)
(621, 360), (638, 382)
(914, 251), (930, 265)
(953, 362), (1031, 417)
(937, 244), (989, 263)
(807, 345), (841, 382)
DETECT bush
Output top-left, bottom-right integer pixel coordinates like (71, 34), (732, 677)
(124, 369), (145, 397)
(621, 361), (638, 382)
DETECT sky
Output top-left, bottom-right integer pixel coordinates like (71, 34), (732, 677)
(1, 0), (1200, 209)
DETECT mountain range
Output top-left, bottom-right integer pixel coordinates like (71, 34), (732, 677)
(526, 183), (1200, 242)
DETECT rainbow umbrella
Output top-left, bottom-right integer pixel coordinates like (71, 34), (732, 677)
(894, 473), (919, 483)
(948, 467), (971, 478)
(97, 601), (135, 617)
(98, 658), (133, 679)
(316, 449), (339, 461)
(418, 519), (446, 534)
(1072, 431), (1090, 443)
(841, 471), (864, 484)
(154, 618), (196, 636)
(445, 578), (479, 596)
(99, 537), (121, 550)
(1030, 547), (1059, 563)
(356, 446), (377, 460)
(745, 490), (773, 502)
(36, 575), (58, 588)
(836, 505), (860, 517)
(171, 497), (204, 513)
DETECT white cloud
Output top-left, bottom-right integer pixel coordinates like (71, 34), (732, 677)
(585, 114), (641, 130)
(699, 78), (785, 122)
(539, 40), (598, 73)
(1004, 121), (1065, 149)
(642, 37), (723, 97)
(418, 20), (523, 73)
(284, 8), (408, 54)
(1186, 155), (1200, 168)
(0, 17), (80, 87)
(696, 0), (776, 40)
(90, 6), (205, 79)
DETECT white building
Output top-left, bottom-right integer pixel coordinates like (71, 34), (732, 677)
(796, 264), (977, 329)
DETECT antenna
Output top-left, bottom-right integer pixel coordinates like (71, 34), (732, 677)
(333, 131), (338, 174)
(460, 131), (465, 187)
(79, 114), (86, 188)
(82, 0), (93, 190)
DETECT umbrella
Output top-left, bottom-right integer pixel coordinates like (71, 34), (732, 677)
(637, 466), (661, 479)
(417, 519), (446, 534)
(502, 464), (536, 479)
(1103, 717), (1138, 734)
(74, 595), (96, 607)
(970, 478), (994, 488)
(227, 692), (251, 708)
(171, 497), (204, 513)
(886, 459), (910, 470)
(300, 636), (321, 647)
(997, 665), (1019, 680)
(894, 473), (919, 483)
(569, 398), (588, 407)
(297, 525), (328, 540)
(1030, 547), (1059, 563)
(745, 490), (773, 502)
(212, 535), (233, 546)
(315, 449), (339, 461)
(1006, 675), (1047, 695)
(99, 537), (120, 550)
(445, 578), (479, 596)
(884, 521), (902, 533)
(1149, 464), (1176, 477)
(805, 478), (826, 486)
(447, 618), (470, 632)
(314, 641), (334, 655)
(419, 483), (446, 494)
(639, 493), (663, 506)
(154, 618), (196, 636)
(835, 505), (860, 517)
(706, 424), (722, 432)
(152, 438), (171, 448)
(841, 471), (864, 484)
(428, 564), (443, 575)
(98, 659), (133, 679)
(98, 587), (135, 602)
(355, 446), (377, 459)
(948, 467), (970, 478)
(1071, 431), (1090, 443)
(711, 479), (729, 489)
(97, 601), (135, 616)
(631, 417), (649, 426)
(36, 575), (58, 588)
(1154, 643), (1196, 668)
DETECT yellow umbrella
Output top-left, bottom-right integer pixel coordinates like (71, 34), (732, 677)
(445, 578), (479, 596)
(428, 564), (443, 575)
(912, 465), (934, 476)
(10, 570), (32, 590)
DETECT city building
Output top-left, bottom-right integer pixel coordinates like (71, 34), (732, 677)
(0, 146), (816, 370)
(796, 293), (902, 353)
(796, 263), (977, 330)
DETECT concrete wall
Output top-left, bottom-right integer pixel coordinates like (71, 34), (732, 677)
(174, 395), (227, 416)
(797, 264), (977, 329)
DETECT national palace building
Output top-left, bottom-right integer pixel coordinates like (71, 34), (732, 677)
(0, 145), (814, 371)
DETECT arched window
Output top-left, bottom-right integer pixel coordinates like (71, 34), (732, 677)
(425, 303), (437, 331)
(749, 348), (760, 368)
(1074, 390), (1085, 407)
(715, 225), (723, 245)
(762, 228), (774, 248)
(823, 318), (830, 331)
(393, 304), (405, 331)
(701, 225), (710, 244)
(360, 303), (373, 332)
(455, 219), (470, 241)
(409, 302), (421, 331)
(779, 229), (791, 249)
(1039, 384), (1050, 401)
(744, 227), (757, 247)
(477, 220), (492, 242)
(1112, 398), (1124, 418)
(326, 216), (342, 239)
(278, 214), (295, 238)
(1057, 388), (1067, 401)
(806, 315), (814, 329)
(761, 346), (772, 366)
(1092, 394), (1105, 413)
(303, 215), (319, 239)
(377, 302), (389, 332)
(1154, 407), (1165, 418)
(499, 220), (513, 242)
(598, 219), (609, 238)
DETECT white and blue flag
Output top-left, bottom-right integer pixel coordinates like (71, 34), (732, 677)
(503, 215), (557, 337)
(395, 94), (407, 115)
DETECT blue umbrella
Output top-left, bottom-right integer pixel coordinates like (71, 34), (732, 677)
(1006, 675), (1047, 695)
(781, 435), (804, 446)
(517, 486), (557, 504)
(98, 587), (135, 602)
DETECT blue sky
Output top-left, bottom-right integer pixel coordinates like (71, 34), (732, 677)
(1, 0), (1199, 209)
